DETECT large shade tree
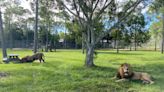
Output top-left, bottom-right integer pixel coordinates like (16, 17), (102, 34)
(56, 0), (148, 67)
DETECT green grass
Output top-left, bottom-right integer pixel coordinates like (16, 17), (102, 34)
(0, 49), (164, 92)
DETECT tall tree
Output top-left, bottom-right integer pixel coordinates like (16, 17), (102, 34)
(111, 29), (122, 53)
(126, 13), (147, 51)
(0, 9), (7, 58)
(150, 0), (164, 53)
(56, 0), (147, 67)
(39, 0), (56, 52)
(150, 21), (161, 51)
(0, 0), (24, 49)
(33, 0), (39, 53)
(66, 18), (82, 48)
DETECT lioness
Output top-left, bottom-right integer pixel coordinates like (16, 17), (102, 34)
(31, 53), (45, 63)
(115, 63), (154, 84)
(20, 53), (45, 63)
(20, 56), (34, 63)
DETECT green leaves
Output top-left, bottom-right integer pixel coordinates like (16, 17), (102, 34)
(150, 21), (162, 38)
(149, 0), (164, 14)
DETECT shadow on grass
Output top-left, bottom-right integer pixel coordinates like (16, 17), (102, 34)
(139, 56), (164, 62)
(70, 65), (116, 72)
(41, 61), (64, 69)
(92, 65), (116, 72)
(51, 49), (81, 52)
(97, 51), (143, 55)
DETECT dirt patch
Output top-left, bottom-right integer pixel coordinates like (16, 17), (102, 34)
(0, 72), (9, 78)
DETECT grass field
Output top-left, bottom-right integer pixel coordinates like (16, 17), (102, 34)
(0, 49), (164, 92)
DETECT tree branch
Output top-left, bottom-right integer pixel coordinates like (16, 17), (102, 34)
(90, 0), (100, 19)
(95, 0), (114, 19)
(92, 0), (100, 13)
(72, 0), (85, 27)
(77, 0), (89, 20)
(56, 0), (85, 21)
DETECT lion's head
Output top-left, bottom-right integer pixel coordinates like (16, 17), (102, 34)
(117, 63), (133, 79)
(121, 63), (132, 76)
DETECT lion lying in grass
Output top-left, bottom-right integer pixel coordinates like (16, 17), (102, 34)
(20, 53), (45, 63)
(114, 63), (154, 84)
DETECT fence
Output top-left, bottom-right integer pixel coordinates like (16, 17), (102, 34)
(0, 39), (158, 50)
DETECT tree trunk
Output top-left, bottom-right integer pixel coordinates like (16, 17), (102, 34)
(134, 42), (137, 51)
(26, 22), (29, 48)
(9, 20), (13, 49)
(85, 46), (95, 67)
(84, 26), (95, 67)
(114, 39), (116, 49)
(54, 46), (56, 52)
(161, 35), (164, 54)
(54, 38), (56, 52)
(82, 41), (85, 54)
(45, 1), (50, 52)
(134, 30), (137, 51)
(33, 0), (39, 53)
(0, 10), (7, 58)
(161, 13), (164, 54)
(116, 40), (119, 53)
(82, 33), (85, 54)
(45, 25), (49, 52)
(155, 38), (157, 51)
(129, 43), (132, 51)
(64, 28), (67, 49)
(116, 29), (119, 53)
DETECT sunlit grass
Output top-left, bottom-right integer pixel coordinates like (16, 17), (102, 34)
(0, 49), (163, 92)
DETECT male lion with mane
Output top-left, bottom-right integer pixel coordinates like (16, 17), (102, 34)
(114, 63), (154, 84)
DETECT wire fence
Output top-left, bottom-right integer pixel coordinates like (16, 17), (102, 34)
(0, 39), (161, 51)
